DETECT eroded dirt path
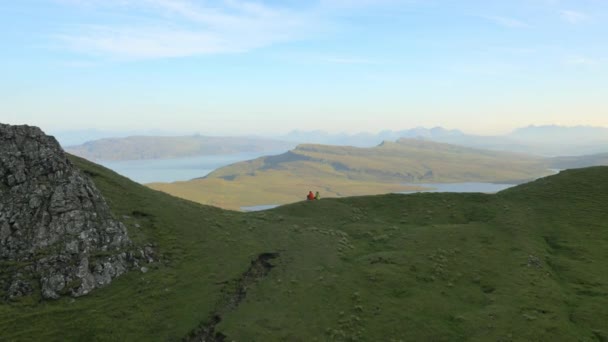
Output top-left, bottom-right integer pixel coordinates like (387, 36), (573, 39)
(184, 253), (279, 342)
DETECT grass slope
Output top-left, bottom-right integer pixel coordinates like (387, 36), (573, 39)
(1, 158), (607, 341)
(149, 139), (551, 210)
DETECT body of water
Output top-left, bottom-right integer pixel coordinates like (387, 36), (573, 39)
(98, 151), (284, 184)
(400, 182), (517, 194)
(241, 204), (280, 212)
(242, 183), (520, 212)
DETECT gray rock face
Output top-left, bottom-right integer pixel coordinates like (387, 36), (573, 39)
(0, 124), (133, 299)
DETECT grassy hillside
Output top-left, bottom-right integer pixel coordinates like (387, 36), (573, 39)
(149, 139), (551, 210)
(1, 157), (607, 341)
(65, 135), (294, 161)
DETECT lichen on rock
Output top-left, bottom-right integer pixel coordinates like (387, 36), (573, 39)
(0, 123), (136, 300)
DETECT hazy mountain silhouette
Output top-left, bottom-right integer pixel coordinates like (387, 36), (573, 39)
(62, 125), (608, 161)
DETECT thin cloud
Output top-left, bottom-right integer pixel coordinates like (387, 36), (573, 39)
(565, 56), (599, 66)
(560, 10), (589, 24)
(320, 0), (406, 8)
(450, 62), (524, 77)
(482, 15), (530, 29)
(59, 60), (100, 68)
(57, 27), (227, 59)
(54, 0), (317, 60)
(322, 57), (380, 65)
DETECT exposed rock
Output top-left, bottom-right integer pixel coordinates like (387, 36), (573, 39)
(7, 278), (33, 300)
(527, 254), (542, 268)
(0, 123), (135, 300)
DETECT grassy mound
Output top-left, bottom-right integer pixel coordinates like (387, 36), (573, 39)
(1, 158), (607, 341)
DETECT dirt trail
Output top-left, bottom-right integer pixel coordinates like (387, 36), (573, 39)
(184, 253), (279, 342)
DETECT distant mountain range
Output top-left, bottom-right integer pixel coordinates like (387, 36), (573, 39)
(280, 127), (467, 147)
(64, 125), (608, 161)
(281, 125), (608, 156)
(509, 125), (608, 143)
(50, 128), (181, 146)
(65, 135), (296, 161)
(549, 152), (608, 170)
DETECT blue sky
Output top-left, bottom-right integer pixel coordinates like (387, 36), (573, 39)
(1, 0), (607, 135)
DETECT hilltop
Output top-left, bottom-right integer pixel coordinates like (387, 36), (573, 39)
(281, 125), (608, 156)
(208, 139), (546, 183)
(149, 139), (551, 210)
(1, 150), (607, 340)
(281, 127), (466, 147)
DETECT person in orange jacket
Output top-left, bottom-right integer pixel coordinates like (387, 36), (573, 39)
(307, 191), (315, 201)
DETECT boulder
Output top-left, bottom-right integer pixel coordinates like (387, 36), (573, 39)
(0, 123), (134, 299)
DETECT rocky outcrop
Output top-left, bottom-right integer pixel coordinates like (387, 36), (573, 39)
(0, 124), (134, 300)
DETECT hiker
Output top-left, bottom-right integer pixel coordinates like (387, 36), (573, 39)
(315, 191), (320, 200)
(307, 191), (315, 201)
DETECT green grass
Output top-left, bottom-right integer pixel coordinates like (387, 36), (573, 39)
(1, 158), (607, 341)
(149, 167), (427, 210)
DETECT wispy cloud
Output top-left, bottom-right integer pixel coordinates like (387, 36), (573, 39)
(319, 0), (407, 9)
(58, 26), (227, 59)
(450, 62), (524, 77)
(322, 56), (380, 65)
(482, 15), (530, 29)
(58, 59), (100, 68)
(54, 0), (318, 60)
(564, 56), (600, 66)
(560, 10), (589, 24)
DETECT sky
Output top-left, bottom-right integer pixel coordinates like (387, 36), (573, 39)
(1, 0), (607, 136)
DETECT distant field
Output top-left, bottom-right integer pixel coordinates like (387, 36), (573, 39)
(149, 139), (553, 210)
(2, 157), (607, 341)
(150, 169), (428, 210)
